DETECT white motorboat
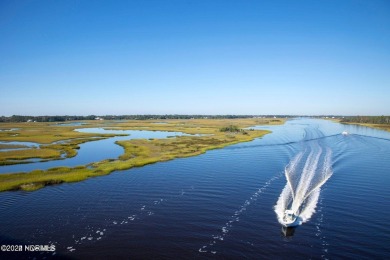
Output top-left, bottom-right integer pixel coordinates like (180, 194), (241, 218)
(282, 209), (300, 227)
(342, 131), (349, 135)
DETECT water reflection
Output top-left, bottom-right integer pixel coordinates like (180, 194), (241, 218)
(281, 226), (296, 237)
(0, 128), (192, 174)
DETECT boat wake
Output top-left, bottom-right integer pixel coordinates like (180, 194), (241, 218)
(275, 140), (333, 227)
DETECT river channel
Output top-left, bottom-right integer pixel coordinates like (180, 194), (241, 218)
(0, 119), (389, 258)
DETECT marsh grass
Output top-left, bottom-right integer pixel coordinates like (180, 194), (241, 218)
(0, 118), (283, 192)
(330, 119), (390, 133)
(0, 148), (60, 164)
(356, 123), (390, 132)
(0, 121), (118, 164)
(0, 144), (28, 149)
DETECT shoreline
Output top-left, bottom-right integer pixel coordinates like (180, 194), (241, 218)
(343, 122), (390, 132)
(330, 119), (390, 133)
(0, 118), (285, 192)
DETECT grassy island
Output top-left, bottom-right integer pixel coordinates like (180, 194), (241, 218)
(331, 116), (390, 133)
(0, 118), (285, 192)
(346, 123), (390, 132)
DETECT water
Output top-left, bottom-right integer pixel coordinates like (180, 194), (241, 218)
(0, 141), (39, 152)
(0, 128), (19, 132)
(56, 122), (88, 126)
(0, 119), (389, 259)
(0, 129), (192, 174)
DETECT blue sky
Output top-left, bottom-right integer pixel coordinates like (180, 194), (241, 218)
(1, 0), (389, 116)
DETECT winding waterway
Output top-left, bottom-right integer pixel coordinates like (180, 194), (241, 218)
(1, 119), (389, 258)
(0, 129), (192, 174)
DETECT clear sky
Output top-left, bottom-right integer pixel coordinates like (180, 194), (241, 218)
(1, 0), (389, 116)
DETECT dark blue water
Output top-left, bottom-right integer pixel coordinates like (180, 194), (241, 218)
(0, 119), (389, 259)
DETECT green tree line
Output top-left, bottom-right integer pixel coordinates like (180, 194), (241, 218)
(0, 115), (291, 123)
(340, 116), (390, 124)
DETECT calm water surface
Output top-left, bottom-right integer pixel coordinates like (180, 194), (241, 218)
(0, 129), (191, 174)
(0, 119), (389, 259)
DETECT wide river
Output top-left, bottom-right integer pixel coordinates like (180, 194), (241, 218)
(0, 118), (389, 259)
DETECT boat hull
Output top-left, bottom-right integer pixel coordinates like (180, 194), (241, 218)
(282, 219), (300, 227)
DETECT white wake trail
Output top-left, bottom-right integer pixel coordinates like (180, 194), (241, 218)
(285, 151), (304, 200)
(275, 143), (333, 225)
(292, 145), (322, 213)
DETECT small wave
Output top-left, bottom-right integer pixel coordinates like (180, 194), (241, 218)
(225, 134), (341, 151)
(63, 185), (195, 253)
(199, 174), (281, 254)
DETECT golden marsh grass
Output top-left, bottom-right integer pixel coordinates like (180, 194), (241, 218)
(0, 118), (285, 192)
